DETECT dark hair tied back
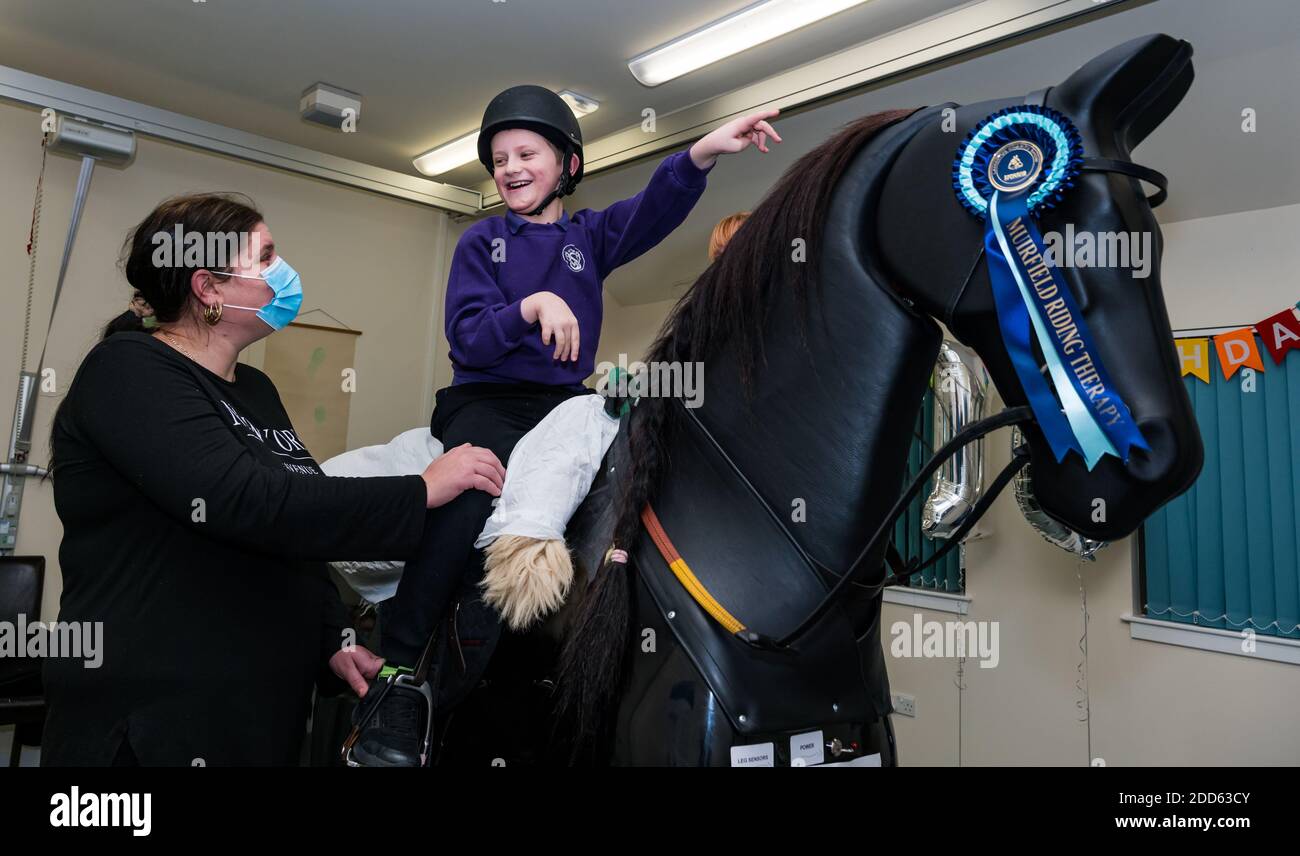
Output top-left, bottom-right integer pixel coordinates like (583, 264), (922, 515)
(108, 192), (263, 339)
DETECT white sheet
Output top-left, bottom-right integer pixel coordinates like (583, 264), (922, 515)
(320, 395), (620, 603)
(320, 428), (443, 603)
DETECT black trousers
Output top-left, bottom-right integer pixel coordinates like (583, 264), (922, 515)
(380, 381), (591, 666)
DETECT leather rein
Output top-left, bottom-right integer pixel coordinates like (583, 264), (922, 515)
(637, 88), (1169, 652)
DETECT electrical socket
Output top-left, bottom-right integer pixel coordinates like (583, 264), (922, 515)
(891, 692), (916, 718)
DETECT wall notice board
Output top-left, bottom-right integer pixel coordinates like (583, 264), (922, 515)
(262, 321), (361, 463)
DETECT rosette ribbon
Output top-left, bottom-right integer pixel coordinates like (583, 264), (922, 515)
(953, 106), (1148, 470)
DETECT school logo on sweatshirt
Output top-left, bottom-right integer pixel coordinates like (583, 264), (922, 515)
(561, 244), (585, 273)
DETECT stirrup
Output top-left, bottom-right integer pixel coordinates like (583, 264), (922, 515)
(340, 669), (435, 768)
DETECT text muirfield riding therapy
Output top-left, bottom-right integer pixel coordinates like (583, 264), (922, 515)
(1007, 216), (1127, 429)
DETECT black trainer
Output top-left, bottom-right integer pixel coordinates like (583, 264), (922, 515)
(345, 670), (433, 767)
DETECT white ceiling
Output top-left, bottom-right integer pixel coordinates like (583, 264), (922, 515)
(2, 0), (1295, 307)
(572, 0), (1300, 304)
(0, 0), (966, 187)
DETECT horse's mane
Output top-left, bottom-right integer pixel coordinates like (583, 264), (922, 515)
(555, 108), (918, 758)
(645, 107), (917, 387)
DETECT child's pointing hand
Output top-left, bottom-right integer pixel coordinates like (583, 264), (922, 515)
(689, 108), (782, 170)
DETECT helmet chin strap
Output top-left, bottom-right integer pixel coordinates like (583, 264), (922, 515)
(524, 149), (574, 216)
(524, 181), (564, 217)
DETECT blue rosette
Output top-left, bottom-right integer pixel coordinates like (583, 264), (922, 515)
(952, 105), (1084, 216)
(952, 106), (1147, 470)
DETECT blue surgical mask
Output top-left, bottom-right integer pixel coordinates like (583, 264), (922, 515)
(222, 256), (303, 331)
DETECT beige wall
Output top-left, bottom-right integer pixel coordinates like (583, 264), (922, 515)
(0, 99), (455, 621)
(431, 216), (472, 392)
(594, 294), (678, 376)
(5, 85), (1296, 764)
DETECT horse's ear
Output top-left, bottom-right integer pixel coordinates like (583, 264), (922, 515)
(1052, 33), (1194, 153)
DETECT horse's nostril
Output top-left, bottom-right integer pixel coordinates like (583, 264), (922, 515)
(1125, 417), (1177, 482)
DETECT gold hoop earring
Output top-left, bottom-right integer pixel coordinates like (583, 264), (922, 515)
(203, 303), (223, 326)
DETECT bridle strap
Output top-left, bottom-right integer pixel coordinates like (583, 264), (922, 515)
(648, 398), (1036, 650)
(942, 104), (1169, 327)
(944, 157), (1169, 328)
(884, 446), (1029, 582)
(1026, 85), (1170, 207)
(772, 404), (1033, 647)
(1080, 157), (1168, 208)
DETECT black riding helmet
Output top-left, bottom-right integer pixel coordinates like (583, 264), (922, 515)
(478, 85), (584, 215)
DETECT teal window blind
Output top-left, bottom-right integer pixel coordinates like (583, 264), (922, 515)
(893, 389), (964, 593)
(1142, 344), (1300, 639)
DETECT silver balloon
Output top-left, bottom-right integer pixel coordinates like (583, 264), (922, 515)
(1010, 427), (1107, 560)
(922, 340), (992, 541)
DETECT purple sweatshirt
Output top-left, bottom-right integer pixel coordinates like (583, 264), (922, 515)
(444, 150), (712, 387)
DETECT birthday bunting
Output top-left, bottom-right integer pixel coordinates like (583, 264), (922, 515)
(1258, 306), (1300, 365)
(1213, 328), (1265, 380)
(1175, 301), (1300, 381)
(1176, 338), (1210, 382)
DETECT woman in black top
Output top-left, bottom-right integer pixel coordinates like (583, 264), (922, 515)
(44, 193), (505, 766)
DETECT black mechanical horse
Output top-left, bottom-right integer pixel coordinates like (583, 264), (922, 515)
(428, 33), (1202, 766)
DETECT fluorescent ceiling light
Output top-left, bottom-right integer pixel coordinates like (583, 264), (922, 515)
(412, 130), (480, 177)
(558, 89), (600, 117)
(412, 92), (599, 177)
(628, 0), (874, 87)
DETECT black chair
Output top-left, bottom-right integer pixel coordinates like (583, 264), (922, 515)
(0, 555), (46, 767)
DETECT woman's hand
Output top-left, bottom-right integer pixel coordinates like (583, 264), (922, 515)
(421, 443), (506, 508)
(689, 109), (782, 170)
(330, 646), (385, 697)
(521, 291), (580, 362)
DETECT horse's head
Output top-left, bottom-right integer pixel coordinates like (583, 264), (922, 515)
(878, 33), (1202, 541)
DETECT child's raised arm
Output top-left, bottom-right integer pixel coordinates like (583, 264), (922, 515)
(585, 152), (712, 278)
(586, 109), (781, 278)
